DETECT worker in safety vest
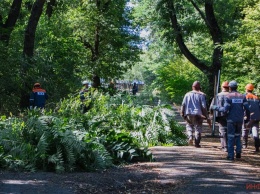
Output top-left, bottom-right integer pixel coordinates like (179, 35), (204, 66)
(210, 81), (229, 152)
(29, 83), (48, 109)
(242, 83), (260, 152)
(212, 80), (250, 160)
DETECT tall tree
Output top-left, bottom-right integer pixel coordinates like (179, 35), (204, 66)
(133, 0), (247, 100)
(0, 0), (22, 45)
(165, 0), (223, 100)
(20, 0), (46, 108)
(72, 0), (141, 88)
(23, 0), (46, 57)
(46, 0), (56, 18)
(222, 1), (260, 92)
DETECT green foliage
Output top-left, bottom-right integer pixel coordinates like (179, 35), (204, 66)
(67, 0), (142, 79)
(156, 57), (207, 104)
(222, 1), (260, 94)
(0, 92), (186, 172)
(0, 0), (142, 114)
(126, 45), (206, 105)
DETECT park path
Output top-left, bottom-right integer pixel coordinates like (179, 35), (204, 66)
(0, 106), (260, 194)
(141, 106), (260, 194)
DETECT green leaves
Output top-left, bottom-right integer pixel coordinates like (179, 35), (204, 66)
(0, 91), (186, 172)
(222, 1), (260, 93)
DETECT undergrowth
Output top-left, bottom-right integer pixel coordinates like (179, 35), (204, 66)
(0, 90), (186, 172)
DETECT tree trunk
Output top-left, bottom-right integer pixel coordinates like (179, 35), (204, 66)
(0, 0), (22, 45)
(20, 0), (46, 109)
(24, 0), (46, 57)
(83, 25), (101, 88)
(166, 0), (223, 101)
(46, 0), (56, 18)
(92, 75), (101, 88)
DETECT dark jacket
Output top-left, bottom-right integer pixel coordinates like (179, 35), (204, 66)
(245, 92), (260, 120)
(219, 91), (250, 123)
(29, 88), (48, 108)
(210, 91), (229, 118)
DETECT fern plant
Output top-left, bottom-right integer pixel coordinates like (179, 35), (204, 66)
(0, 90), (186, 172)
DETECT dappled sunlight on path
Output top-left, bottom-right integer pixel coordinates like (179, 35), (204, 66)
(137, 145), (260, 194)
(134, 105), (260, 193)
(0, 105), (259, 194)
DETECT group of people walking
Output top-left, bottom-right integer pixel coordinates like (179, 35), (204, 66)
(181, 80), (260, 161)
(29, 79), (260, 161)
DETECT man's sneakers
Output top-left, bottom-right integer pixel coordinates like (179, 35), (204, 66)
(236, 153), (241, 158)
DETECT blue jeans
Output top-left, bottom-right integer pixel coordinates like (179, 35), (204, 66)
(227, 122), (242, 158)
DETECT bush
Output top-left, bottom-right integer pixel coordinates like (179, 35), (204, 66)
(0, 91), (186, 172)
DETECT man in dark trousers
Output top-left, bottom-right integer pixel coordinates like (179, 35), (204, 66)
(212, 80), (250, 160)
(210, 81), (229, 152)
(29, 83), (48, 109)
(80, 80), (91, 113)
(132, 82), (138, 95)
(181, 81), (209, 148)
(242, 83), (260, 152)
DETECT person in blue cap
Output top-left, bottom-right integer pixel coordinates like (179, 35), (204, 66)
(212, 80), (250, 160)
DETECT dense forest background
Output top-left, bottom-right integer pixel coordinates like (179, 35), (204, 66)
(0, 0), (259, 112)
(0, 0), (259, 172)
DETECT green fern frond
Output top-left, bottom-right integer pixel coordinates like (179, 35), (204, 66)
(36, 133), (48, 159)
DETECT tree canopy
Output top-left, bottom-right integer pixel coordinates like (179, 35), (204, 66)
(0, 0), (259, 111)
(0, 0), (142, 112)
(131, 0), (259, 101)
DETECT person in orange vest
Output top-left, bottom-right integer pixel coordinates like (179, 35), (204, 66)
(212, 81), (250, 160)
(29, 83), (48, 109)
(242, 83), (260, 152)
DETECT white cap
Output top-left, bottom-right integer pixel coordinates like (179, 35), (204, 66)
(82, 80), (89, 85)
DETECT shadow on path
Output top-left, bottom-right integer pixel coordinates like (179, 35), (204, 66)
(0, 106), (260, 194)
(139, 106), (260, 194)
(147, 146), (260, 194)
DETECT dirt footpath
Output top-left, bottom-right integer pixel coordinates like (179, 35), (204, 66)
(0, 107), (260, 194)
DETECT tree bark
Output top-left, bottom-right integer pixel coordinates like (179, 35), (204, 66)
(166, 0), (223, 101)
(46, 0), (56, 18)
(83, 25), (101, 88)
(82, 0), (111, 89)
(24, 0), (46, 57)
(0, 0), (22, 45)
(20, 0), (46, 109)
